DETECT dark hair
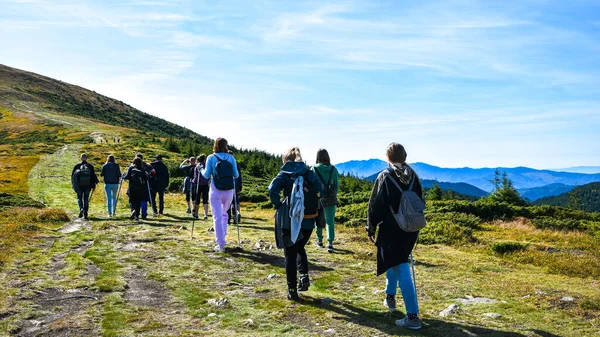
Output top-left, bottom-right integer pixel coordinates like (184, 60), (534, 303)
(316, 149), (331, 165)
(107, 155), (115, 163)
(133, 157), (143, 168)
(213, 137), (228, 153)
(386, 143), (407, 163)
(136, 153), (143, 159)
(81, 153), (88, 160)
(198, 154), (206, 163)
(189, 157), (196, 162)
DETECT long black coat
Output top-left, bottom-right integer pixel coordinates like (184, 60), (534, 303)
(150, 160), (169, 192)
(367, 166), (423, 276)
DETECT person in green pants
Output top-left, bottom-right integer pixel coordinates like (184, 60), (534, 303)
(312, 149), (340, 253)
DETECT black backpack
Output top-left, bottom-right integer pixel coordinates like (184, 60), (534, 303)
(129, 167), (145, 191)
(78, 164), (92, 189)
(213, 155), (234, 190)
(315, 166), (337, 207)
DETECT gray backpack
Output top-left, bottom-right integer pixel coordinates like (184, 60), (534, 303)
(384, 172), (426, 232)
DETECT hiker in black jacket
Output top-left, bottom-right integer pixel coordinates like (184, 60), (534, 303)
(367, 143), (423, 330)
(123, 157), (148, 222)
(150, 155), (170, 215)
(180, 157), (197, 214)
(71, 153), (99, 220)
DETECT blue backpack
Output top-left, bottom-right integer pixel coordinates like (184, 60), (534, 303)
(213, 155), (234, 190)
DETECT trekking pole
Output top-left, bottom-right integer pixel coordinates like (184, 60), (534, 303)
(115, 178), (123, 216)
(146, 180), (155, 217)
(410, 253), (419, 305)
(234, 178), (242, 250)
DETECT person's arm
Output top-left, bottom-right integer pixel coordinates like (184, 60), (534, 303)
(91, 165), (99, 187)
(268, 173), (285, 209)
(201, 155), (214, 179)
(123, 166), (132, 180)
(366, 173), (386, 240)
(117, 165), (122, 180)
(333, 167), (340, 195)
(100, 164), (106, 177)
(231, 157), (239, 179)
(179, 160), (188, 169)
(72, 163), (79, 177)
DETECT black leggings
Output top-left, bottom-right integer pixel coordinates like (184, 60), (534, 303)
(195, 185), (209, 205)
(283, 228), (313, 289)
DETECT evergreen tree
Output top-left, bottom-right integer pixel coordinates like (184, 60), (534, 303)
(427, 182), (443, 201)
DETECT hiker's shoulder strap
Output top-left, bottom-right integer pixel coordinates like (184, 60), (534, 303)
(314, 168), (326, 184)
(382, 170), (406, 195)
(326, 166), (334, 185)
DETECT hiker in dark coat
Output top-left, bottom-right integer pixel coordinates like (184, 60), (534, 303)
(268, 147), (322, 301)
(123, 157), (148, 222)
(150, 154), (170, 215)
(193, 154), (210, 220)
(367, 142), (423, 330)
(180, 157), (197, 214)
(133, 154), (156, 219)
(71, 153), (99, 220)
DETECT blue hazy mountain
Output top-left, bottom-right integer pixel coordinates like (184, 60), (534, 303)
(518, 183), (574, 202)
(553, 166), (600, 174)
(421, 179), (488, 198)
(335, 159), (389, 178)
(338, 159), (600, 192)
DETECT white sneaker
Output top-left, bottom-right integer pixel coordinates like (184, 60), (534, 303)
(214, 245), (225, 253)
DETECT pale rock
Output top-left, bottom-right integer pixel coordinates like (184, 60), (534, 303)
(372, 289), (386, 295)
(207, 313), (217, 318)
(267, 274), (280, 280)
(207, 298), (228, 307)
(561, 296), (574, 302)
(456, 295), (503, 305)
(243, 319), (254, 326)
(483, 313), (502, 319)
(440, 304), (460, 317)
(324, 328), (336, 335)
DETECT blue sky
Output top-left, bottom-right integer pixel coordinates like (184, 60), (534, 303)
(1, 0), (599, 168)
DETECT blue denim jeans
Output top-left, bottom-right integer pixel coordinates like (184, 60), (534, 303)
(104, 183), (119, 216)
(386, 263), (419, 315)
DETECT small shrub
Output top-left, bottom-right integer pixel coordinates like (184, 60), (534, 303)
(490, 241), (528, 255)
(419, 220), (476, 245)
(16, 223), (41, 231)
(37, 208), (70, 222)
(580, 298), (600, 311)
(531, 217), (581, 231)
(426, 212), (482, 229)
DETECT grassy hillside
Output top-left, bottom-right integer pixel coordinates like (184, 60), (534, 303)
(0, 64), (599, 336)
(534, 182), (600, 212)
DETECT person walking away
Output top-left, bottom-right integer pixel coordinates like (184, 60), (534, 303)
(200, 138), (239, 253)
(268, 147), (321, 301)
(71, 153), (99, 220)
(134, 154), (156, 219)
(100, 155), (122, 217)
(180, 157), (197, 214)
(193, 154), (210, 220)
(366, 143), (423, 330)
(150, 154), (170, 215)
(123, 158), (148, 222)
(312, 149), (339, 253)
(227, 150), (242, 225)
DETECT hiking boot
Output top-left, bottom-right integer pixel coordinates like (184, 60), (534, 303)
(384, 294), (397, 311)
(327, 244), (334, 253)
(193, 213), (199, 219)
(214, 245), (225, 253)
(186, 207), (191, 214)
(315, 241), (324, 248)
(287, 288), (300, 301)
(395, 316), (422, 330)
(83, 212), (89, 220)
(78, 209), (84, 218)
(207, 226), (215, 232)
(141, 216), (147, 220)
(130, 212), (136, 220)
(298, 274), (310, 291)
(134, 217), (140, 223)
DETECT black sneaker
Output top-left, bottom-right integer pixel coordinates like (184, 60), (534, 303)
(384, 294), (397, 311)
(327, 244), (334, 253)
(78, 209), (84, 218)
(287, 288), (300, 301)
(315, 241), (324, 248)
(193, 213), (199, 219)
(298, 274), (310, 292)
(130, 212), (136, 220)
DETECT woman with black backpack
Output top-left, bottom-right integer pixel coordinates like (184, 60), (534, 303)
(312, 149), (339, 253)
(268, 147), (322, 301)
(123, 157), (147, 222)
(200, 138), (239, 253)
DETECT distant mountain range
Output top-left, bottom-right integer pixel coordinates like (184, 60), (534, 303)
(421, 179), (488, 198)
(517, 183), (574, 202)
(534, 182), (600, 212)
(336, 159), (600, 195)
(553, 167), (600, 174)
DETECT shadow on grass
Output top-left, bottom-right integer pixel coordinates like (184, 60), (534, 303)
(238, 224), (274, 232)
(229, 250), (334, 272)
(301, 296), (562, 337)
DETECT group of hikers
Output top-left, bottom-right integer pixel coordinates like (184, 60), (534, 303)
(70, 139), (424, 330)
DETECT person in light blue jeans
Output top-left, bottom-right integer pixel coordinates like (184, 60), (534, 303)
(100, 155), (122, 217)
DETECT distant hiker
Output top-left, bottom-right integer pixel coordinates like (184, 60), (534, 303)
(180, 157), (197, 214)
(123, 157), (149, 222)
(193, 154), (210, 220)
(150, 154), (170, 215)
(226, 150), (242, 225)
(71, 153), (99, 220)
(367, 143), (424, 330)
(100, 155), (122, 217)
(268, 147), (321, 301)
(201, 138), (239, 253)
(312, 148), (339, 253)
(134, 153), (156, 219)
